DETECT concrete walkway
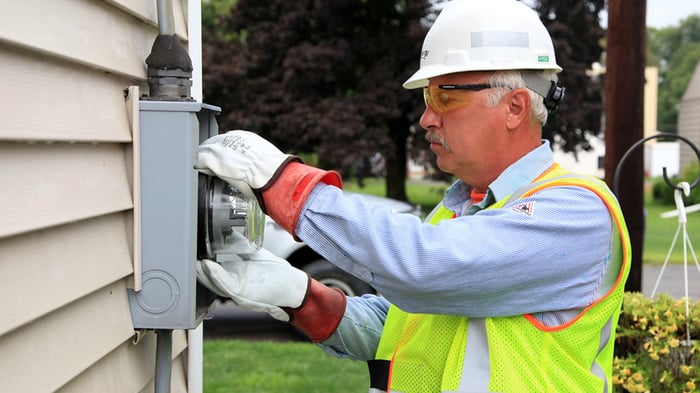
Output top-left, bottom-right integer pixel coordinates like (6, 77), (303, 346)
(643, 264), (700, 298)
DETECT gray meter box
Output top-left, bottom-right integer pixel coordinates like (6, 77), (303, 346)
(128, 101), (220, 330)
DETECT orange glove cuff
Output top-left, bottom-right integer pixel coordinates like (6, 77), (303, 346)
(287, 278), (347, 342)
(261, 162), (342, 239)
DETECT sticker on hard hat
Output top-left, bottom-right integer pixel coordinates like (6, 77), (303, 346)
(471, 31), (528, 48)
(538, 55), (550, 63)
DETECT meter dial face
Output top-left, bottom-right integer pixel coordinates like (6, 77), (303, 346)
(197, 175), (265, 259)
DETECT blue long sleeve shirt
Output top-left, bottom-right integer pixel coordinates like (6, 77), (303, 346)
(295, 141), (614, 360)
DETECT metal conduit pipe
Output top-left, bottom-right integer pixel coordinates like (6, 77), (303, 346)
(154, 330), (174, 393)
(156, 0), (175, 36)
(149, 1), (192, 392)
(152, 3), (177, 392)
(146, 0), (193, 101)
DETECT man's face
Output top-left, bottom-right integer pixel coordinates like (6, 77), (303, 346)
(419, 71), (509, 190)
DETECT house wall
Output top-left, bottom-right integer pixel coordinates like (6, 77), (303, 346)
(0, 0), (192, 391)
(552, 134), (605, 179)
(678, 61), (700, 173)
(645, 142), (680, 177)
(644, 66), (659, 140)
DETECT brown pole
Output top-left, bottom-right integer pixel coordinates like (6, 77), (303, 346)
(604, 0), (646, 292)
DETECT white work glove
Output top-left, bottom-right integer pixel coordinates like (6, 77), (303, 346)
(197, 130), (342, 236)
(196, 248), (309, 322)
(195, 130), (300, 203)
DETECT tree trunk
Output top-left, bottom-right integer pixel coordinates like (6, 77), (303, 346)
(604, 0), (646, 292)
(385, 120), (409, 201)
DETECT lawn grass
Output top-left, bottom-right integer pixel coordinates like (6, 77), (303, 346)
(203, 339), (367, 393)
(343, 176), (448, 216)
(643, 201), (700, 265)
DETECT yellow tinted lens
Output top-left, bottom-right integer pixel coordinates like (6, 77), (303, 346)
(423, 85), (473, 114)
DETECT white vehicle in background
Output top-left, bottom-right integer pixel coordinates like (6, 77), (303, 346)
(263, 191), (422, 296)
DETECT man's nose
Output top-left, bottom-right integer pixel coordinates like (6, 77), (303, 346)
(419, 105), (441, 131)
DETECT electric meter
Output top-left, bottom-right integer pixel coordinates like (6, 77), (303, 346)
(197, 175), (265, 260)
(128, 99), (261, 330)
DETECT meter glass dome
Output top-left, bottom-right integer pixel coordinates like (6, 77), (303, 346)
(198, 175), (265, 259)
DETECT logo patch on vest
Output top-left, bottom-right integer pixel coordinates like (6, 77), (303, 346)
(512, 201), (534, 216)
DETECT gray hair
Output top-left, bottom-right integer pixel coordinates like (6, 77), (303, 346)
(485, 70), (558, 125)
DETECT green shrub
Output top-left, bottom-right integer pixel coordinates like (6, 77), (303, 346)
(687, 165), (700, 205)
(614, 292), (700, 392)
(652, 176), (678, 205)
(652, 164), (700, 206)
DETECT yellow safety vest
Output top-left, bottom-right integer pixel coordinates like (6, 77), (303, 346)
(374, 165), (631, 393)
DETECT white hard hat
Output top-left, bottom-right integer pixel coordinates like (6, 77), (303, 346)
(403, 0), (562, 90)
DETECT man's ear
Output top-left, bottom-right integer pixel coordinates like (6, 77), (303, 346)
(505, 88), (530, 130)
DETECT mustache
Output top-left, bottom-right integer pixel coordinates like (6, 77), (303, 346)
(425, 132), (449, 150)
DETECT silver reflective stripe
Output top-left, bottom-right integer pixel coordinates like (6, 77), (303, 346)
(503, 173), (605, 205)
(458, 318), (491, 392)
(390, 320), (493, 393)
(600, 219), (624, 298)
(471, 31), (529, 48)
(368, 389), (387, 393)
(589, 213), (623, 393)
(424, 202), (446, 222)
(588, 217), (622, 393)
(591, 317), (613, 393)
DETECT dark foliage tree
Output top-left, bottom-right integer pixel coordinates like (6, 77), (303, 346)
(203, 0), (431, 201)
(202, 0), (608, 199)
(532, 0), (606, 154)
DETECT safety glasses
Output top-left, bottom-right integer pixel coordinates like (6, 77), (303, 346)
(422, 83), (511, 115)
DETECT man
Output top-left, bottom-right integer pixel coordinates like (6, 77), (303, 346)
(195, 0), (631, 392)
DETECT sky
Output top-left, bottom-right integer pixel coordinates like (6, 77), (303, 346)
(438, 1), (700, 29)
(548, 0), (700, 29)
(646, 0), (700, 28)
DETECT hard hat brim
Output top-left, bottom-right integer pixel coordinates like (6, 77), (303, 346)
(403, 63), (562, 90)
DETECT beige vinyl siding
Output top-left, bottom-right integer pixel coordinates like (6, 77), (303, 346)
(0, 45), (134, 142)
(55, 330), (189, 393)
(0, 283), (134, 391)
(0, 214), (133, 335)
(678, 103), (700, 171)
(0, 0), (193, 392)
(678, 62), (700, 172)
(0, 142), (133, 238)
(0, 0), (185, 81)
